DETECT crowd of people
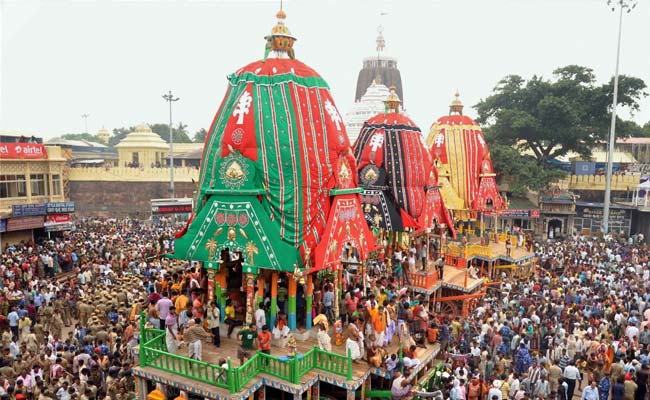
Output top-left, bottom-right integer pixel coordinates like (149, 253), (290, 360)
(0, 219), (181, 400)
(386, 231), (650, 400)
(3, 218), (650, 400)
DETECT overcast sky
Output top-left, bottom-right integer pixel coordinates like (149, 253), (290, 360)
(1, 0), (649, 140)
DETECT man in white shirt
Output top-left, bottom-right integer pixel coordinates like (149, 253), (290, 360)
(255, 303), (266, 332)
(391, 370), (413, 400)
(580, 380), (599, 400)
(209, 301), (221, 347)
(488, 381), (503, 400)
(625, 322), (640, 342)
(563, 361), (581, 400)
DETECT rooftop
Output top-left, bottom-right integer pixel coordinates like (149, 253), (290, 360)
(617, 137), (650, 145)
(115, 124), (169, 150)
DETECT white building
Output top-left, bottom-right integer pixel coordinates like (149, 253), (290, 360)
(344, 80), (390, 144)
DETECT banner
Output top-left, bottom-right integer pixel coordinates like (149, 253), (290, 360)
(12, 203), (47, 217)
(152, 204), (193, 214)
(0, 143), (48, 159)
(483, 209), (540, 218)
(45, 222), (74, 232)
(0, 219), (6, 233)
(578, 207), (629, 222)
(46, 201), (75, 214)
(7, 216), (44, 231)
(44, 214), (71, 226)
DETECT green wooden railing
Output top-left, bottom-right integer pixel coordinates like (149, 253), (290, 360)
(139, 314), (353, 393)
(140, 330), (231, 390)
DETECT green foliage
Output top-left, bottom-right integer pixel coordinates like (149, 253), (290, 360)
(487, 139), (567, 196)
(150, 123), (192, 144)
(626, 120), (650, 137)
(109, 126), (135, 147)
(475, 65), (647, 163)
(194, 128), (208, 143)
(60, 132), (104, 144)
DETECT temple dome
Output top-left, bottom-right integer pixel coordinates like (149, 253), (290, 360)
(115, 124), (168, 150)
(190, 9), (360, 255)
(426, 93), (505, 215)
(353, 89), (431, 230)
(344, 80), (391, 144)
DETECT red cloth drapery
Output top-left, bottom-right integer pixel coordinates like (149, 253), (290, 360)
(313, 194), (377, 273)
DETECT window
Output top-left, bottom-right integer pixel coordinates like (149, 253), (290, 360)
(52, 174), (61, 196)
(30, 174), (46, 196)
(0, 175), (27, 198)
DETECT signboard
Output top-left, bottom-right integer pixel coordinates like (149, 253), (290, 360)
(578, 207), (628, 221)
(151, 204), (193, 214)
(12, 203), (47, 217)
(45, 222), (74, 232)
(483, 209), (540, 218)
(0, 143), (48, 159)
(46, 201), (75, 214)
(44, 214), (71, 226)
(0, 219), (6, 233)
(7, 216), (44, 231)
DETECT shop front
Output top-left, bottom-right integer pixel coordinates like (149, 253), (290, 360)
(44, 201), (76, 234)
(1, 215), (45, 246)
(574, 201), (634, 236)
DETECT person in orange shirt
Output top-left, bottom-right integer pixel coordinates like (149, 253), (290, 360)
(371, 305), (388, 347)
(257, 325), (272, 357)
(174, 290), (190, 313)
(192, 293), (204, 319)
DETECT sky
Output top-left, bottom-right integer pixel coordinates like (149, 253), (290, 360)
(1, 0), (649, 140)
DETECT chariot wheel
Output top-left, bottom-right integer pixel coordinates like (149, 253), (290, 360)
(436, 301), (458, 319)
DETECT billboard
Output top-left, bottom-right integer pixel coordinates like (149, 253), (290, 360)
(7, 216), (44, 231)
(46, 201), (75, 214)
(12, 203), (47, 217)
(483, 209), (540, 218)
(0, 143), (48, 159)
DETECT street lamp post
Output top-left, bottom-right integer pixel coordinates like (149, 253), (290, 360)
(81, 113), (89, 134)
(162, 90), (180, 200)
(603, 0), (637, 235)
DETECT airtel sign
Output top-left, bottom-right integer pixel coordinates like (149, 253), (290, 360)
(0, 143), (48, 159)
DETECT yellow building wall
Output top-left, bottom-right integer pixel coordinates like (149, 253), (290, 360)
(117, 147), (168, 168)
(556, 174), (639, 191)
(0, 146), (67, 213)
(68, 166), (199, 182)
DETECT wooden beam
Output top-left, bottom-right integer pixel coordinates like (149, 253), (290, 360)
(434, 291), (485, 302)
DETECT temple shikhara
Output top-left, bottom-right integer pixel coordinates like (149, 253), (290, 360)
(134, 8), (536, 400)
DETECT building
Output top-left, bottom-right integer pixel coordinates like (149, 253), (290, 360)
(538, 190), (576, 239)
(46, 136), (118, 166)
(0, 139), (70, 245)
(617, 137), (650, 164)
(96, 127), (111, 144)
(354, 27), (404, 105)
(115, 124), (169, 167)
(344, 79), (390, 144)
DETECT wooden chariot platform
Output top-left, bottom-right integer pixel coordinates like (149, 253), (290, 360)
(134, 329), (440, 400)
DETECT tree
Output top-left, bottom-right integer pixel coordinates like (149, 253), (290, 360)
(475, 65), (647, 163)
(486, 139), (567, 196)
(194, 128), (208, 143)
(60, 132), (104, 144)
(150, 122), (192, 144)
(628, 120), (650, 137)
(109, 126), (135, 147)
